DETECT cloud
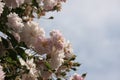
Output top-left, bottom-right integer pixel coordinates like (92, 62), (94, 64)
(39, 0), (120, 80)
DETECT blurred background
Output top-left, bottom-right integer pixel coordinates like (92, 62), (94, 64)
(37, 0), (120, 80)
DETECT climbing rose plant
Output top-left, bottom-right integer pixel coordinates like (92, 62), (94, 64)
(0, 0), (86, 80)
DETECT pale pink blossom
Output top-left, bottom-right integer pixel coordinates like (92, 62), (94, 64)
(7, 12), (24, 32)
(33, 37), (52, 54)
(36, 0), (42, 3)
(20, 21), (45, 47)
(0, 65), (5, 80)
(24, 0), (42, 4)
(34, 30), (65, 54)
(50, 30), (65, 50)
(24, 0), (31, 3)
(64, 41), (74, 59)
(43, 0), (58, 10)
(19, 58), (38, 80)
(49, 47), (65, 70)
(70, 73), (84, 80)
(57, 0), (66, 2)
(43, 0), (66, 11)
(36, 61), (52, 79)
(3, 0), (24, 8)
(0, 0), (5, 16)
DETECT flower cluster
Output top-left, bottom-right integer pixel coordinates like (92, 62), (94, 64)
(0, 0), (66, 18)
(0, 0), (86, 80)
(0, 0), (5, 16)
(70, 73), (85, 80)
(7, 12), (24, 32)
(0, 65), (5, 80)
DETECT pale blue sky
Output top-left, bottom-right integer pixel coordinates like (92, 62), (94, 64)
(38, 0), (120, 80)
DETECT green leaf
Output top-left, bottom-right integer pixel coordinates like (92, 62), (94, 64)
(71, 67), (77, 71)
(11, 7), (25, 17)
(82, 73), (87, 78)
(0, 6), (10, 33)
(18, 42), (28, 48)
(1, 37), (9, 48)
(49, 16), (54, 19)
(6, 57), (16, 64)
(57, 78), (62, 80)
(60, 72), (66, 76)
(32, 0), (39, 8)
(7, 49), (18, 60)
(44, 61), (52, 70)
(69, 55), (76, 61)
(6, 32), (18, 47)
(72, 62), (81, 67)
(15, 47), (27, 61)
